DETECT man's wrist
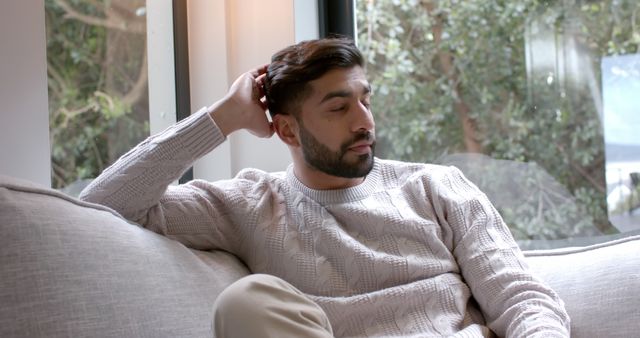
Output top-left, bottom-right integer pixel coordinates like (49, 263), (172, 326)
(208, 97), (241, 137)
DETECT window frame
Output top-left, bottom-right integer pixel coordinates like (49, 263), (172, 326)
(317, 0), (356, 38)
(172, 0), (193, 183)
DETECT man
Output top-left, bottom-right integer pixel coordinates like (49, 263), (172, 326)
(80, 38), (570, 337)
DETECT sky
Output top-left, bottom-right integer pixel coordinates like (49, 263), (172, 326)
(601, 54), (640, 146)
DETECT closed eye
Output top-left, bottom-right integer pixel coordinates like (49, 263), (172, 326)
(330, 105), (347, 112)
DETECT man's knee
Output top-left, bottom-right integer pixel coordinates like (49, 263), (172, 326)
(213, 274), (282, 319)
(212, 274), (333, 338)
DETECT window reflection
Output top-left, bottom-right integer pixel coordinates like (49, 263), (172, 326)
(356, 0), (640, 247)
(602, 54), (640, 231)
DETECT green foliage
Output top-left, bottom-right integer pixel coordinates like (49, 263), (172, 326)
(357, 0), (639, 241)
(45, 0), (148, 189)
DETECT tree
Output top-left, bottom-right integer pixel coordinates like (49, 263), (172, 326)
(357, 0), (639, 241)
(45, 0), (149, 189)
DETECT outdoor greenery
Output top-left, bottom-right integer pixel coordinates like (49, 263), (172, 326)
(45, 0), (148, 189)
(357, 0), (640, 241)
(45, 0), (638, 242)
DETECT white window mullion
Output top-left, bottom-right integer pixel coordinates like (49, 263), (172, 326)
(147, 0), (178, 135)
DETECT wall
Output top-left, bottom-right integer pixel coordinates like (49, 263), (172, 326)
(187, 0), (233, 180)
(188, 0), (318, 181)
(0, 1), (51, 186)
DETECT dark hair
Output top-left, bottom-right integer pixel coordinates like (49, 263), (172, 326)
(264, 37), (364, 117)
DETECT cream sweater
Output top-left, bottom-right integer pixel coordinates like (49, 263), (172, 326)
(80, 107), (570, 338)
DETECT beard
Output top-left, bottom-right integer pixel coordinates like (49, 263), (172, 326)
(298, 123), (376, 179)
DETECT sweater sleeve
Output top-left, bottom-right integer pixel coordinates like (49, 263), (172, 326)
(79, 107), (236, 250)
(433, 166), (570, 338)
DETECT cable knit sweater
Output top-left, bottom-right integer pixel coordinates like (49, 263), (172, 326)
(80, 107), (570, 338)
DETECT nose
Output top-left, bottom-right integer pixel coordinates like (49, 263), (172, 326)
(351, 100), (375, 133)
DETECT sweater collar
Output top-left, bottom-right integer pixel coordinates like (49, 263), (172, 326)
(286, 159), (381, 205)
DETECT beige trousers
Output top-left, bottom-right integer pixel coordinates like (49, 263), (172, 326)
(212, 274), (334, 338)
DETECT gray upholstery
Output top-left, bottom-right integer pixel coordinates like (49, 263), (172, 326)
(524, 236), (640, 338)
(1, 174), (639, 337)
(0, 176), (249, 338)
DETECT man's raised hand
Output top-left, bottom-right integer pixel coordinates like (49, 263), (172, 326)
(208, 65), (274, 138)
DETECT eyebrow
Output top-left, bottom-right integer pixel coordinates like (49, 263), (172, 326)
(319, 83), (372, 104)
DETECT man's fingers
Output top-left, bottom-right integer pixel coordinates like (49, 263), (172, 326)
(256, 73), (267, 98)
(256, 73), (267, 90)
(250, 63), (269, 78)
(258, 63), (269, 75)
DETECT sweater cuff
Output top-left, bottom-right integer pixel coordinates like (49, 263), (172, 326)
(156, 106), (226, 161)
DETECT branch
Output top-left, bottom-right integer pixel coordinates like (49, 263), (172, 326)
(421, 0), (482, 153)
(55, 0), (144, 33)
(57, 99), (99, 129)
(122, 47), (148, 108)
(46, 60), (68, 96)
(556, 144), (606, 193)
(570, 160), (606, 193)
(51, 161), (68, 188)
(88, 136), (104, 171)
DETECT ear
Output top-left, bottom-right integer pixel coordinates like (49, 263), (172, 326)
(273, 114), (301, 147)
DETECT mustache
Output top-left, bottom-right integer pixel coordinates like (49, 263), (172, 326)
(341, 131), (376, 152)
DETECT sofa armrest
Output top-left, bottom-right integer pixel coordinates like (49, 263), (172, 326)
(524, 235), (640, 338)
(0, 175), (249, 338)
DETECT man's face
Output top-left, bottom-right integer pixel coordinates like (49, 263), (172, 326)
(296, 66), (376, 178)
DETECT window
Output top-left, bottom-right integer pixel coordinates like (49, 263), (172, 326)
(44, 0), (186, 194)
(352, 0), (640, 248)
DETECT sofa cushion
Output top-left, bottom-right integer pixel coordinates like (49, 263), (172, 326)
(524, 235), (640, 338)
(3, 174), (639, 337)
(0, 175), (250, 338)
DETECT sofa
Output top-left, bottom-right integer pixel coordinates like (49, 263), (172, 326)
(1, 174), (639, 338)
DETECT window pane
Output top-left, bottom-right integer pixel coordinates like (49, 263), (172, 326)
(45, 0), (150, 194)
(356, 0), (640, 248)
